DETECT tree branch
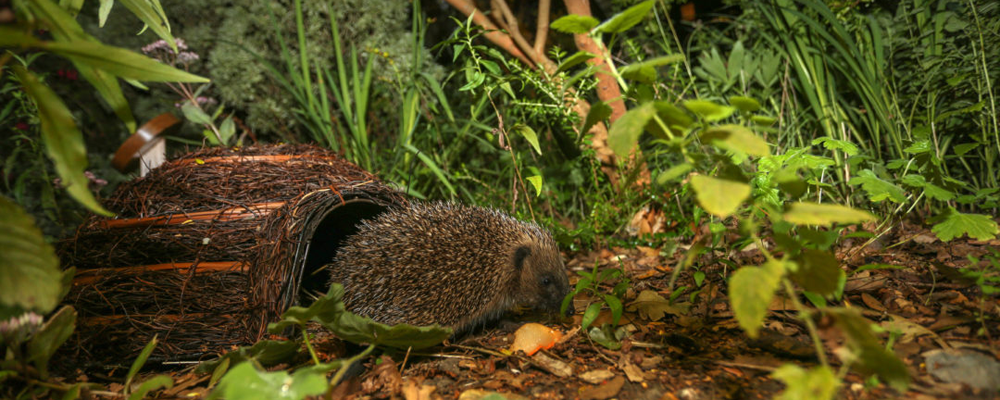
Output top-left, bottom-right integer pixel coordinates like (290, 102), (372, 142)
(443, 0), (535, 67)
(534, 0), (551, 57)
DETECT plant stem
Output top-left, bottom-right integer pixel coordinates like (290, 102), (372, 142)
(782, 279), (829, 367)
(302, 330), (320, 365)
(330, 344), (375, 387)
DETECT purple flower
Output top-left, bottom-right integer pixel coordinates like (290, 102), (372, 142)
(0, 312), (44, 345)
(177, 51), (200, 64)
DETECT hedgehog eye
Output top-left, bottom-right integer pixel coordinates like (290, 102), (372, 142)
(541, 276), (552, 286)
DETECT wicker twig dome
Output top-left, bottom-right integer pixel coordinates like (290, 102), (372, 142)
(58, 144), (406, 367)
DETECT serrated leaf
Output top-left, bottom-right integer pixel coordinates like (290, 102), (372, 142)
(12, 66), (112, 216)
(900, 175), (954, 201)
(608, 102), (656, 158)
(526, 175), (542, 196)
(626, 290), (684, 321)
(550, 15), (600, 34)
(827, 309), (909, 391)
(773, 365), (839, 400)
(683, 99), (736, 122)
(783, 202), (876, 226)
(212, 362), (327, 400)
(931, 208), (998, 241)
(689, 175), (750, 218)
(791, 249), (843, 296)
(699, 124), (770, 157)
(0, 197), (63, 317)
(555, 51), (596, 74)
(729, 96), (761, 113)
(582, 100), (612, 135)
(848, 170), (907, 203)
(729, 261), (785, 338)
(511, 124), (541, 155)
(27, 306), (76, 377)
(40, 41), (208, 82)
(618, 54), (685, 83)
(812, 137), (859, 156)
(595, 0), (654, 34)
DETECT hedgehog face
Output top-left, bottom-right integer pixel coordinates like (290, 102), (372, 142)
(513, 242), (572, 316)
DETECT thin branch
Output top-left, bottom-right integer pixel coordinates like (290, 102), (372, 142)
(443, 0), (535, 67)
(534, 0), (551, 57)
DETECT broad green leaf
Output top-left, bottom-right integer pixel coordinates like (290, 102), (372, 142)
(211, 363), (326, 400)
(827, 309), (909, 391)
(903, 140), (932, 154)
(656, 163), (693, 185)
(729, 261), (785, 338)
(604, 295), (623, 326)
(848, 170), (907, 203)
(608, 102), (656, 158)
(699, 124), (770, 157)
(127, 375), (173, 400)
(791, 249), (843, 296)
(618, 54), (685, 83)
(729, 96), (761, 113)
(812, 137), (859, 156)
(125, 335), (158, 391)
(555, 51), (596, 74)
(181, 103), (213, 125)
(689, 175), (750, 218)
(0, 197), (63, 317)
(219, 116), (236, 145)
(683, 99), (736, 122)
(953, 143), (978, 156)
(118, 0), (176, 51)
(783, 202), (876, 226)
(595, 0), (654, 34)
(98, 0), (114, 27)
(327, 310), (452, 350)
(13, 66), (112, 216)
(582, 100), (612, 135)
(526, 175), (542, 196)
(930, 208), (998, 242)
(511, 124), (541, 155)
(581, 302), (602, 331)
(773, 365), (838, 400)
(550, 15), (600, 34)
(74, 61), (137, 133)
(40, 41), (208, 82)
(27, 306), (76, 377)
(196, 340), (299, 373)
(900, 175), (954, 201)
(751, 115), (777, 126)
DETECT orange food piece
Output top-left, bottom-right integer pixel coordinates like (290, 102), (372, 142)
(508, 323), (562, 356)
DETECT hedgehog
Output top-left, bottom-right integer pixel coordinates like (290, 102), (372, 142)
(327, 201), (572, 334)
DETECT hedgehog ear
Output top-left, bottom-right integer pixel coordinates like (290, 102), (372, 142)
(513, 246), (531, 271)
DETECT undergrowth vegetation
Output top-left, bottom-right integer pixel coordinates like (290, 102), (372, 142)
(2, 0), (998, 398)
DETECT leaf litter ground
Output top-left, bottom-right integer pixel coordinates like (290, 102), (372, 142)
(108, 219), (999, 399)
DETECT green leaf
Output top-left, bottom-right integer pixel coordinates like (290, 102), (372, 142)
(208, 357), (230, 388)
(848, 170), (907, 203)
(655, 163), (693, 185)
(604, 295), (623, 326)
(812, 137), (859, 156)
(12, 66), (112, 216)
(118, 0), (176, 50)
(27, 306), (77, 377)
(953, 143), (978, 156)
(511, 124), (542, 155)
(750, 115), (777, 126)
(212, 362), (327, 400)
(683, 99), (736, 122)
(618, 54), (685, 83)
(98, 0), (114, 27)
(608, 102), (656, 158)
(587, 325), (622, 350)
(790, 249), (843, 296)
(827, 309), (909, 391)
(728, 261), (785, 338)
(773, 365), (839, 400)
(646, 101), (693, 138)
(526, 175), (543, 196)
(550, 15), (600, 34)
(689, 175), (751, 218)
(783, 202), (876, 226)
(930, 208), (998, 242)
(196, 340), (299, 373)
(39, 41), (208, 82)
(582, 100), (612, 136)
(181, 103), (213, 125)
(0, 197), (63, 317)
(555, 51), (596, 74)
(127, 375), (173, 400)
(595, 0), (654, 34)
(328, 310), (452, 350)
(699, 124), (770, 157)
(900, 175), (954, 201)
(219, 116), (236, 145)
(125, 335), (158, 392)
(729, 96), (761, 113)
(903, 140), (932, 154)
(581, 302), (602, 331)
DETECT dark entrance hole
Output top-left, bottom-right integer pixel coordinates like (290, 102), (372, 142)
(299, 199), (387, 303)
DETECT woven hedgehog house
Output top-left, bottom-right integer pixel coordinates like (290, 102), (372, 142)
(59, 144), (407, 366)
